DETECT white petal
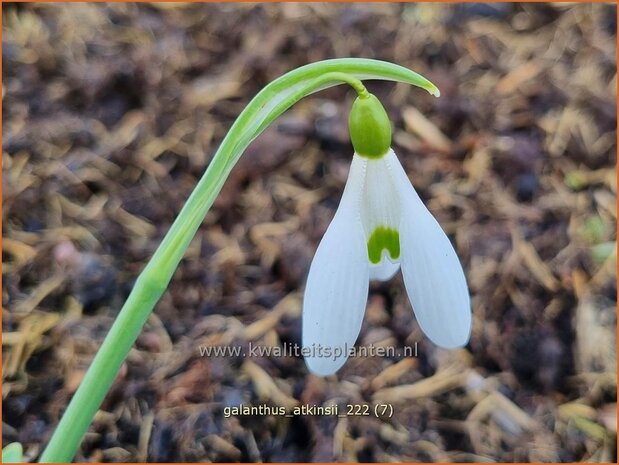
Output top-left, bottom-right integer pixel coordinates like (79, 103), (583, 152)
(303, 156), (370, 375)
(360, 154), (401, 235)
(369, 251), (401, 281)
(385, 151), (471, 348)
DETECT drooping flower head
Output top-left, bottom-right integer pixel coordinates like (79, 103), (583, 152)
(303, 92), (471, 375)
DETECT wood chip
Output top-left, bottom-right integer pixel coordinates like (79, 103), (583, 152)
(403, 106), (452, 153)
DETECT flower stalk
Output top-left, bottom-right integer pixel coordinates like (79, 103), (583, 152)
(39, 59), (439, 462)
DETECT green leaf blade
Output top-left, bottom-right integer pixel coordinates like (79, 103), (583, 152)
(3, 443), (24, 463)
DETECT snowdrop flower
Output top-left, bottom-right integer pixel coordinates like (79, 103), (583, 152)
(303, 93), (471, 375)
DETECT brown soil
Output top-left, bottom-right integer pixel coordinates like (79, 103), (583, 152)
(3, 3), (617, 462)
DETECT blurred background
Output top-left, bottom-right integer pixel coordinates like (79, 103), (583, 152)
(2, 2), (617, 462)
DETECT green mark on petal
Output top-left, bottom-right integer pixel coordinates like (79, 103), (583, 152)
(367, 227), (400, 264)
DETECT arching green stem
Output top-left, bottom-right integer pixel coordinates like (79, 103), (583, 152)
(39, 58), (439, 463)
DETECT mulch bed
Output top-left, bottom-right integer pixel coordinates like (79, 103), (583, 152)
(3, 3), (616, 462)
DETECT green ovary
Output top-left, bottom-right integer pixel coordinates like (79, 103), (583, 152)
(367, 227), (400, 264)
